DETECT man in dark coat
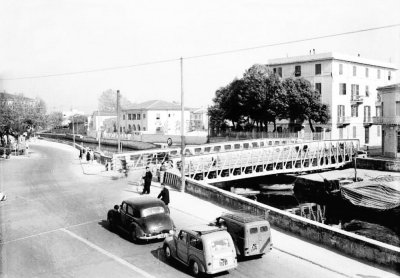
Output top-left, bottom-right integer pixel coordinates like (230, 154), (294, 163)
(157, 184), (170, 206)
(141, 166), (152, 194)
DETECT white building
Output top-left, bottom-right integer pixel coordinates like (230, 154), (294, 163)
(374, 84), (400, 157)
(267, 52), (397, 146)
(89, 111), (116, 132)
(190, 107), (208, 131)
(121, 100), (191, 134)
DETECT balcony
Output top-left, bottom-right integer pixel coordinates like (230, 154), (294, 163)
(373, 116), (400, 126)
(375, 100), (382, 107)
(350, 95), (364, 105)
(363, 116), (373, 127)
(337, 116), (351, 127)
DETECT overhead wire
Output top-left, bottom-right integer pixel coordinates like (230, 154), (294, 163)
(1, 23), (399, 81)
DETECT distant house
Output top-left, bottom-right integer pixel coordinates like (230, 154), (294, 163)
(121, 100), (191, 134)
(88, 111), (117, 132)
(373, 83), (400, 157)
(190, 107), (208, 131)
(0, 91), (36, 106)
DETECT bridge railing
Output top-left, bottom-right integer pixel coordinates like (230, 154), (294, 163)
(178, 139), (360, 182)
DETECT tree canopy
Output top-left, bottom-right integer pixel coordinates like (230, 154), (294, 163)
(209, 65), (329, 132)
(98, 89), (133, 112)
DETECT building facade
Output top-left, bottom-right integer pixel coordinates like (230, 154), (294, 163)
(374, 84), (400, 157)
(267, 52), (397, 146)
(190, 107), (208, 131)
(121, 100), (191, 134)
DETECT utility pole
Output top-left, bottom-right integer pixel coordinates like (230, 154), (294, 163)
(116, 90), (121, 153)
(180, 57), (185, 192)
(72, 115), (75, 147)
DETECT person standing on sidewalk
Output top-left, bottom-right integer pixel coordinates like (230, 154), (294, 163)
(141, 166), (152, 194)
(157, 184), (169, 206)
(159, 162), (167, 184)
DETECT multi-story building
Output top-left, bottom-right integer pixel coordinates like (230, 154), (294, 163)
(121, 100), (191, 134)
(373, 84), (400, 157)
(266, 52), (397, 146)
(190, 107), (208, 131)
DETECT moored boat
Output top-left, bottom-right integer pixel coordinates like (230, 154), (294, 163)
(259, 183), (294, 191)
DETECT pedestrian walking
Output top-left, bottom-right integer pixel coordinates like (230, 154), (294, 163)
(90, 149), (94, 163)
(141, 166), (152, 194)
(157, 184), (170, 206)
(159, 162), (167, 185)
(86, 149), (91, 162)
(79, 148), (83, 160)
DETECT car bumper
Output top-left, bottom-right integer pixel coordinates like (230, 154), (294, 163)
(138, 233), (170, 240)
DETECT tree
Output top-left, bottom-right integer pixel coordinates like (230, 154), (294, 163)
(0, 94), (47, 145)
(98, 89), (133, 112)
(283, 78), (329, 132)
(47, 111), (64, 129)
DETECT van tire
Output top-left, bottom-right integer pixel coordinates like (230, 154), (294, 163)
(190, 261), (200, 277)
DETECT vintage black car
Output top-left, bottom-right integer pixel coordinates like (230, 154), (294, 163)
(107, 196), (175, 242)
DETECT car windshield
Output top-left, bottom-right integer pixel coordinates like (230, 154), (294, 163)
(210, 238), (230, 252)
(141, 206), (165, 217)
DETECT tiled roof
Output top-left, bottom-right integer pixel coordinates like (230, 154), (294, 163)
(124, 100), (190, 111)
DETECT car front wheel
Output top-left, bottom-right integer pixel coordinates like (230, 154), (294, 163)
(107, 214), (115, 231)
(191, 261), (200, 277)
(131, 228), (138, 243)
(164, 245), (172, 261)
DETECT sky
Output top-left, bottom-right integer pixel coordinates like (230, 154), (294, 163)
(1, 0), (400, 114)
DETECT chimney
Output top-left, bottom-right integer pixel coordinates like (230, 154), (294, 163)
(313, 49), (315, 55)
(309, 50), (311, 55)
(358, 53), (360, 57)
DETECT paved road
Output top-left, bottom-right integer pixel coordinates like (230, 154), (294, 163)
(0, 140), (396, 278)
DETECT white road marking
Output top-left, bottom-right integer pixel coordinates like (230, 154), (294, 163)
(61, 228), (156, 278)
(0, 219), (101, 245)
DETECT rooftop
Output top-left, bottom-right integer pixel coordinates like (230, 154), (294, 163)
(377, 83), (400, 92)
(267, 52), (397, 70)
(125, 100), (191, 111)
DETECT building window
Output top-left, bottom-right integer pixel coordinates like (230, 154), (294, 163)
(351, 84), (359, 100)
(364, 106), (371, 122)
(365, 85), (369, 97)
(353, 126), (357, 138)
(120, 127), (122, 132)
(123, 114), (125, 120)
(376, 107), (382, 117)
(137, 114), (141, 120)
(315, 64), (321, 75)
(377, 125), (381, 137)
(337, 105), (345, 117)
(388, 71), (392, 81)
(339, 83), (346, 95)
(128, 124), (131, 131)
(143, 127), (146, 131)
(377, 69), (381, 79)
(365, 67), (369, 78)
(132, 114), (136, 120)
(295, 65), (301, 77)
(133, 125), (136, 131)
(339, 128), (343, 139)
(168, 113), (171, 117)
(353, 66), (357, 76)
(128, 114), (131, 120)
(365, 127), (370, 144)
(156, 113), (160, 120)
(339, 64), (343, 75)
(351, 105), (358, 117)
(137, 125), (141, 131)
(315, 83), (321, 94)
(396, 101), (400, 116)
(143, 114), (146, 119)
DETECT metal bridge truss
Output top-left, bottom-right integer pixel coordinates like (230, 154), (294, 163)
(182, 139), (360, 183)
(111, 137), (301, 170)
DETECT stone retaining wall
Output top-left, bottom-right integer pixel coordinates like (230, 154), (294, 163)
(169, 176), (400, 271)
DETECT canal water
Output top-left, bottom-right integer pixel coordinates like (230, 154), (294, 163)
(217, 175), (400, 247)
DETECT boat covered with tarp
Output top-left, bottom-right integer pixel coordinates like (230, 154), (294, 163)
(340, 176), (400, 210)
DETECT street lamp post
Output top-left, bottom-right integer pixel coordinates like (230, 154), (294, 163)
(116, 90), (121, 153)
(180, 57), (185, 192)
(72, 115), (75, 147)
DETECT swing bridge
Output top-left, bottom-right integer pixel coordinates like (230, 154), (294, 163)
(112, 138), (360, 183)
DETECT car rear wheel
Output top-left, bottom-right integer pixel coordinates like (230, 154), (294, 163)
(107, 214), (115, 231)
(191, 261), (200, 277)
(164, 245), (172, 261)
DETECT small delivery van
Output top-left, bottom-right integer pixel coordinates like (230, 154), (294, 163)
(214, 212), (272, 257)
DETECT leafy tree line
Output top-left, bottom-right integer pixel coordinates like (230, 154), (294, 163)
(0, 94), (47, 146)
(208, 64), (329, 133)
